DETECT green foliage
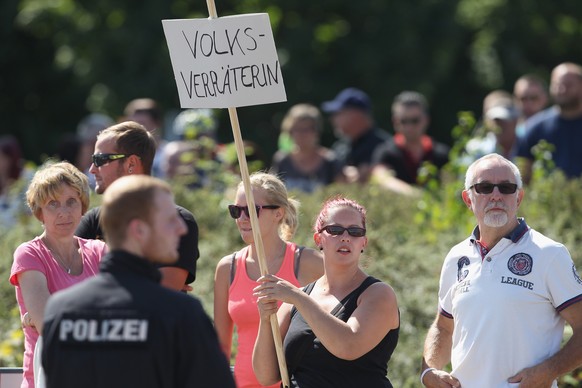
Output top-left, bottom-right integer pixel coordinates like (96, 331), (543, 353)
(3, 1), (582, 164)
(4, 167), (582, 385)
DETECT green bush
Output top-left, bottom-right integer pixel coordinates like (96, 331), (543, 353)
(2, 164), (582, 386)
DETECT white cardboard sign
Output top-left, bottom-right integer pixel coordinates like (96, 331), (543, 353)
(162, 13), (287, 108)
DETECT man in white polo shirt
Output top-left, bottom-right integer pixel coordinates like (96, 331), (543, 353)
(421, 153), (582, 388)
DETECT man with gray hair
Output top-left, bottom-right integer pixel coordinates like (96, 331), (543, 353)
(421, 153), (582, 387)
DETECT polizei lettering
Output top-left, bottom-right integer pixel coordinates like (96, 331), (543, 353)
(500, 276), (534, 290)
(59, 319), (149, 343)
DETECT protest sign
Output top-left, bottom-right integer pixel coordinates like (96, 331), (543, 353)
(162, 13), (286, 108)
(164, 7), (291, 387)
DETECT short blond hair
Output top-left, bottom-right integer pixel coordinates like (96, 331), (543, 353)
(26, 161), (90, 220)
(100, 175), (172, 249)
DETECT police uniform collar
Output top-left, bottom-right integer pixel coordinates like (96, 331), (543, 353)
(99, 250), (163, 283)
(470, 217), (529, 245)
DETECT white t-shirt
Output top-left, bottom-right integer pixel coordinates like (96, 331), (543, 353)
(439, 219), (582, 388)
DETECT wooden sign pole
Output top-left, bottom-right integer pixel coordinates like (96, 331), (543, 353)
(206, 2), (291, 387)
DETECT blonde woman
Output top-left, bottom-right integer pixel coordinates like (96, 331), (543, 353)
(10, 161), (107, 388)
(214, 172), (323, 388)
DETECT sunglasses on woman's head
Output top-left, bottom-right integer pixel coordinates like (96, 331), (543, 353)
(469, 182), (518, 194)
(228, 205), (280, 219)
(319, 225), (366, 237)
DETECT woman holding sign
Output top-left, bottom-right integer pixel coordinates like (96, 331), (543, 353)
(252, 196), (400, 387)
(214, 172), (323, 388)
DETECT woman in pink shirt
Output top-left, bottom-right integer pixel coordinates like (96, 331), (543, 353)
(214, 172), (323, 388)
(10, 161), (107, 388)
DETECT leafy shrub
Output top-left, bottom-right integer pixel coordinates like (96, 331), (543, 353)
(2, 155), (582, 386)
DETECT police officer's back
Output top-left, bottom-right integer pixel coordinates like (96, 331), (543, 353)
(42, 175), (234, 388)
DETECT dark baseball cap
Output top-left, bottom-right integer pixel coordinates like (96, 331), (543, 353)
(321, 88), (371, 113)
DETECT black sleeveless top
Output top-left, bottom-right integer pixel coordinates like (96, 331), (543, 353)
(284, 276), (399, 388)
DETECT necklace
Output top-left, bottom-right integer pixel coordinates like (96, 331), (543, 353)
(43, 238), (76, 274)
(51, 249), (73, 274)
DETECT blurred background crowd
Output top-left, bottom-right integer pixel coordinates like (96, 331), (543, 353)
(2, 0), (582, 229)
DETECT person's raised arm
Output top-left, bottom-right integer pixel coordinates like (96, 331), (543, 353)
(213, 255), (235, 359)
(255, 274), (398, 360)
(18, 271), (51, 334)
(252, 300), (292, 386)
(305, 281), (398, 360)
(508, 301), (582, 387)
(421, 312), (460, 387)
(370, 164), (421, 197)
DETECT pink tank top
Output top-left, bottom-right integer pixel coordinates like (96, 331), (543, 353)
(228, 242), (300, 388)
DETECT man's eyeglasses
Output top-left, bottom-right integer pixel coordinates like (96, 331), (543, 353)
(228, 205), (280, 219)
(92, 153), (130, 167)
(469, 182), (518, 195)
(318, 225), (366, 237)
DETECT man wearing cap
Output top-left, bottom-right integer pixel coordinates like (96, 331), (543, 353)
(517, 62), (582, 183)
(322, 87), (391, 183)
(464, 90), (521, 162)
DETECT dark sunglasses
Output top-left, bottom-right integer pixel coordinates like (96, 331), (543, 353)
(228, 205), (280, 219)
(92, 153), (130, 167)
(469, 182), (518, 195)
(319, 225), (366, 237)
(399, 117), (422, 126)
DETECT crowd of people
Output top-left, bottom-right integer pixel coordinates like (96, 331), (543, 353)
(3, 61), (582, 220)
(3, 60), (582, 387)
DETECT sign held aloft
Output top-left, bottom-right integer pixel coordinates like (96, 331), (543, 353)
(162, 13), (286, 109)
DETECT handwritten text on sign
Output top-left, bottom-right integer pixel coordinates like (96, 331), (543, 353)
(162, 13), (287, 108)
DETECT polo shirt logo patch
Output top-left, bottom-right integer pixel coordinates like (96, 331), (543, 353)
(572, 264), (582, 285)
(507, 253), (533, 276)
(457, 256), (470, 281)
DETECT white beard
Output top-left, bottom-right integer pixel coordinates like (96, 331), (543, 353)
(484, 210), (508, 227)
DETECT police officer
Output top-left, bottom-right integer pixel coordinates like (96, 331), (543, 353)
(42, 175), (235, 388)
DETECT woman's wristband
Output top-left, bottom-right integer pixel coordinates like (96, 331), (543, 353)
(420, 367), (435, 385)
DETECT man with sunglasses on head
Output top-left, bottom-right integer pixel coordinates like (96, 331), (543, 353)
(76, 121), (199, 291)
(370, 90), (449, 196)
(421, 153), (582, 388)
